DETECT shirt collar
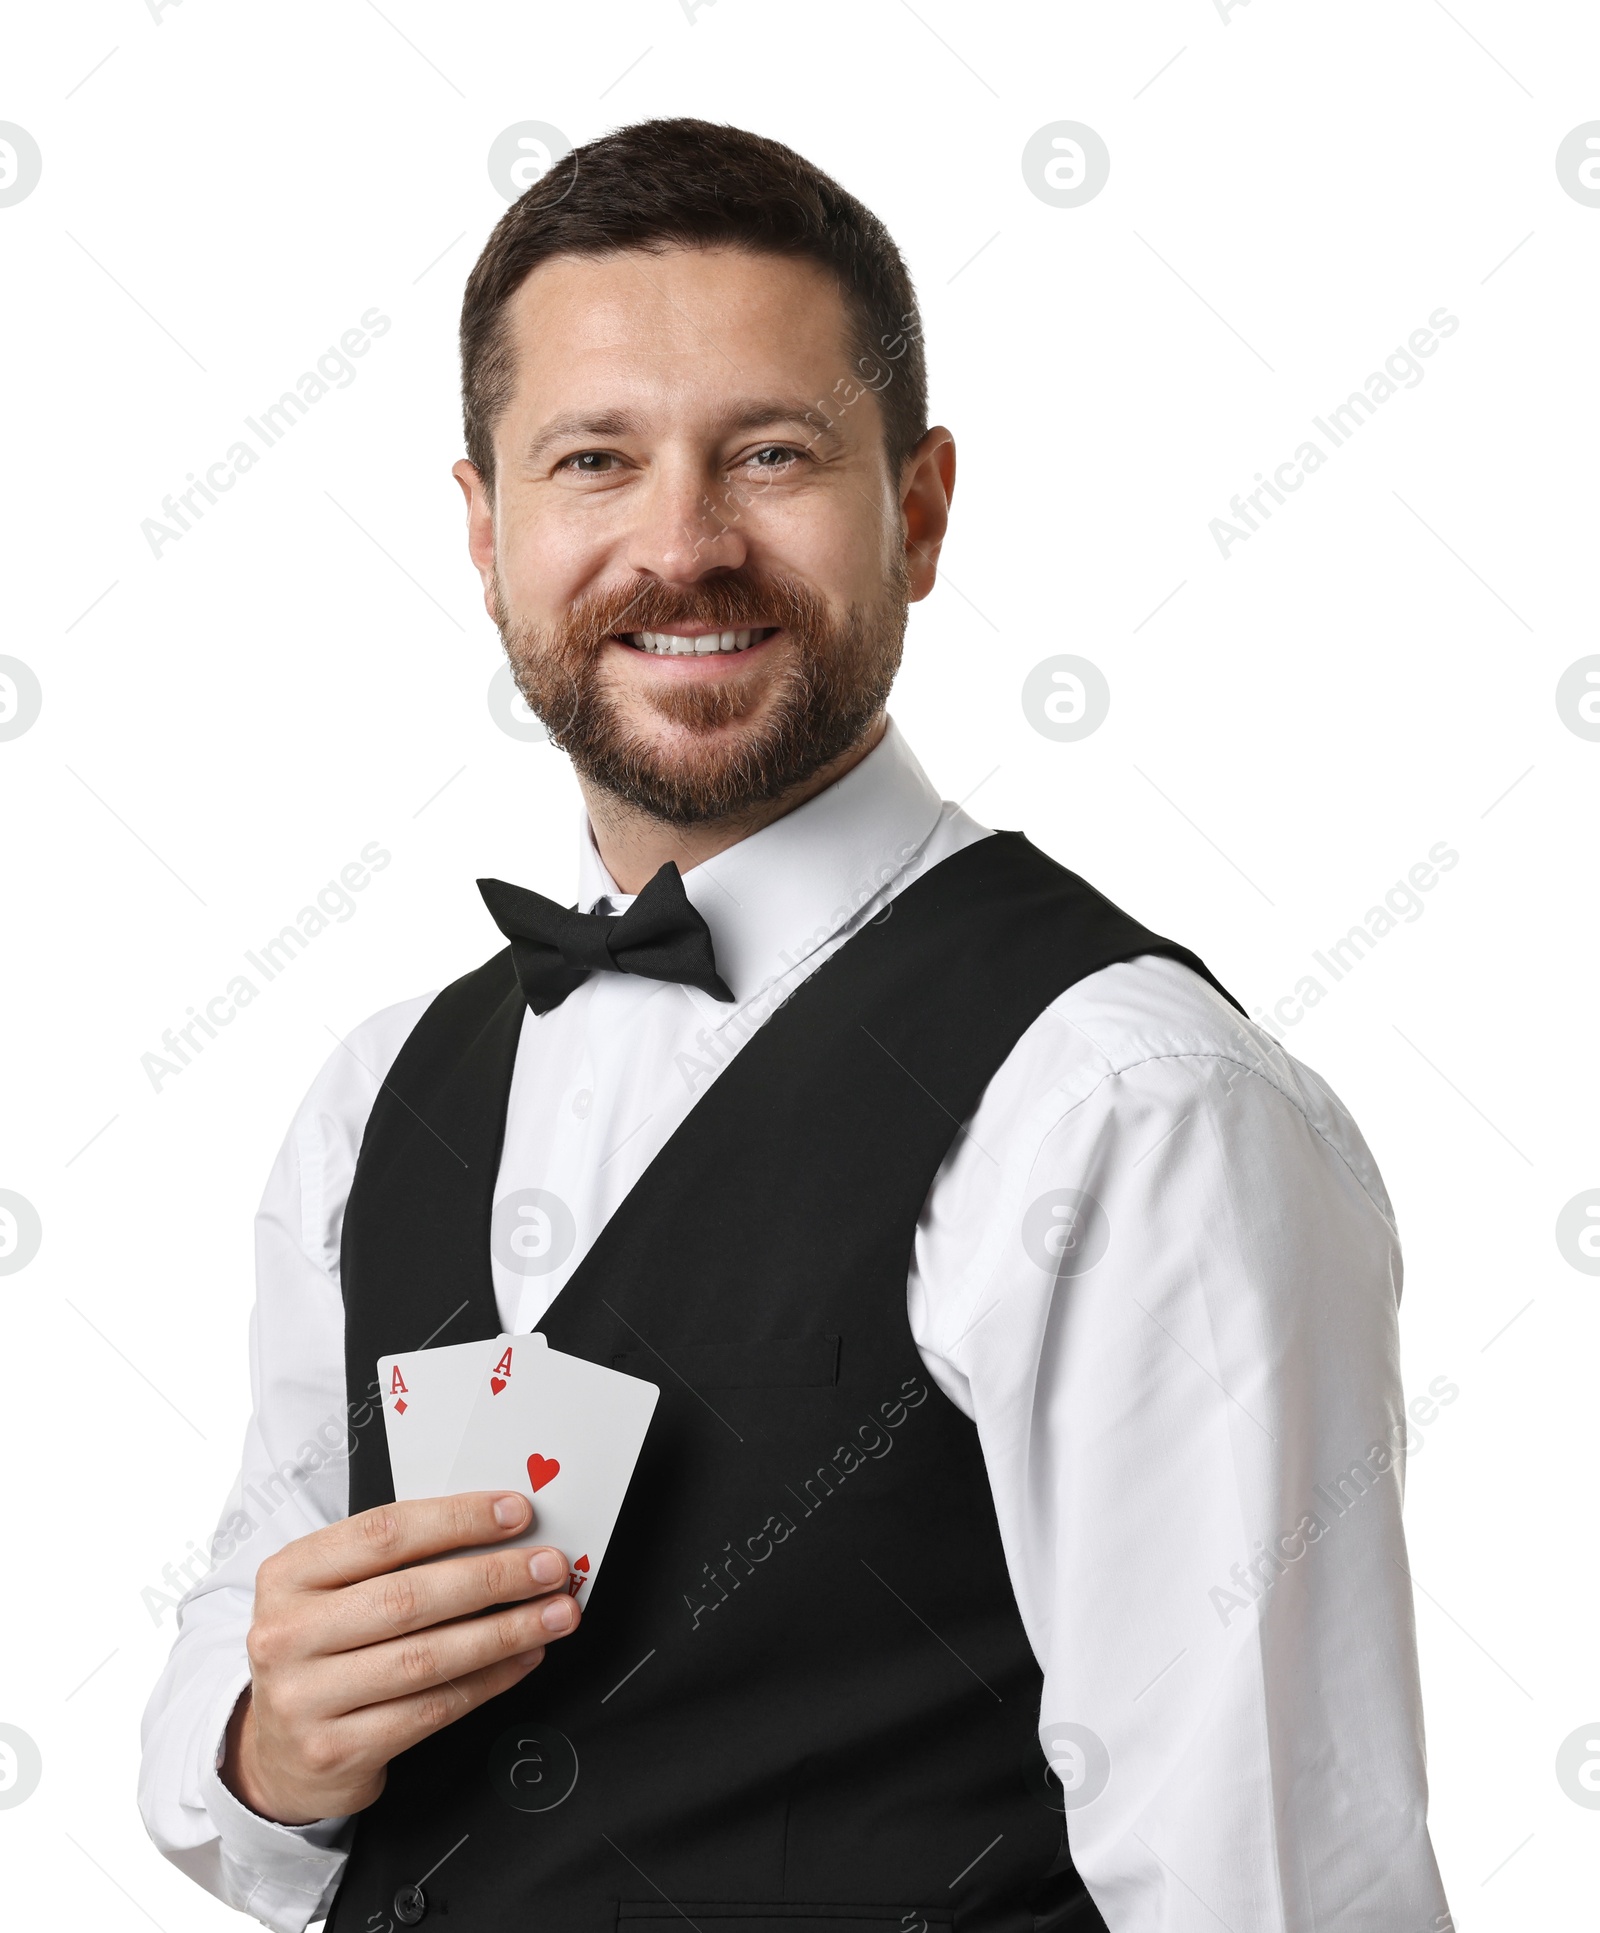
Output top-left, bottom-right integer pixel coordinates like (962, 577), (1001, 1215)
(575, 716), (947, 1027)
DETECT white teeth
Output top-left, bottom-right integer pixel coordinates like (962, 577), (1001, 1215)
(629, 628), (762, 655)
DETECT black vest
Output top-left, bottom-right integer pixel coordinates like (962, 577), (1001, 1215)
(326, 833), (1239, 1933)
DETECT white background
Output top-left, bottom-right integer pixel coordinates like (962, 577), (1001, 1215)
(2, 0), (1596, 1925)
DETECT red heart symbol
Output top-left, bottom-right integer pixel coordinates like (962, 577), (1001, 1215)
(573, 1554), (590, 1573)
(526, 1454), (560, 1492)
(490, 1376), (507, 1395)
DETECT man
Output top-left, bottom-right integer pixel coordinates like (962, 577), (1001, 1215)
(140, 119), (1451, 1931)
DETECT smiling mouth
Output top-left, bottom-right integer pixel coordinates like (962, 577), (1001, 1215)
(618, 626), (779, 657)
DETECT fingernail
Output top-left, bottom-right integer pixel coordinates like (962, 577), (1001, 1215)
(540, 1596), (575, 1632)
(529, 1548), (564, 1586)
(493, 1495), (529, 1528)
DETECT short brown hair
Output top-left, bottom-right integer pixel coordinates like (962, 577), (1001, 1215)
(460, 118), (927, 495)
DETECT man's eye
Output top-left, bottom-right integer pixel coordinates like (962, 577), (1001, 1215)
(561, 451), (619, 474)
(746, 445), (801, 470)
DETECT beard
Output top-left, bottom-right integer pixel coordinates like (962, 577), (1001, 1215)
(495, 561), (908, 827)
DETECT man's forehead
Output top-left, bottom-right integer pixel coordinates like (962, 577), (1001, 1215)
(502, 244), (854, 391)
(510, 240), (843, 311)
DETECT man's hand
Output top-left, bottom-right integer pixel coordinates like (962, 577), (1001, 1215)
(221, 1492), (578, 1825)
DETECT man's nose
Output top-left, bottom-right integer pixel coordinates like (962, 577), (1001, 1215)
(624, 464), (749, 584)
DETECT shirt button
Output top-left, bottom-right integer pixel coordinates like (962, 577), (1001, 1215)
(571, 1088), (592, 1119)
(392, 1882), (427, 1924)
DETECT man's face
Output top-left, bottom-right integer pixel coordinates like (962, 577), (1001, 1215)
(455, 246), (949, 825)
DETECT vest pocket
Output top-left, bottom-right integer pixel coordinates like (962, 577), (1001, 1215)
(611, 1334), (841, 1388)
(616, 1910), (951, 1933)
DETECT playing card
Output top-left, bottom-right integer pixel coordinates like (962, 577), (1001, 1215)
(378, 1338), (507, 1500)
(444, 1337), (659, 1606)
(476, 1330), (546, 1403)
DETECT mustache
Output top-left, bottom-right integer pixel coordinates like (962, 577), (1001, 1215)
(555, 569), (829, 656)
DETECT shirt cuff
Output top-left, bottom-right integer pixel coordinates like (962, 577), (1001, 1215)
(200, 1673), (354, 1933)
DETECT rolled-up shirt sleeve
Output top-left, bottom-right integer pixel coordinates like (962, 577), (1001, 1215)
(922, 961), (1450, 1930)
(138, 998), (429, 1931)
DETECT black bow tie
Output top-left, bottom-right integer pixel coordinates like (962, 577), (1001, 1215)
(478, 863), (734, 1016)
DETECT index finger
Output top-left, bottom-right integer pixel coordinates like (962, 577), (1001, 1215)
(273, 1493), (532, 1593)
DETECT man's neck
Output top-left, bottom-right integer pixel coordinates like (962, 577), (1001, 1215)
(580, 714), (888, 895)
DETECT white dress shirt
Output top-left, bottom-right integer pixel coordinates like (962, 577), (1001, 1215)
(138, 719), (1449, 1932)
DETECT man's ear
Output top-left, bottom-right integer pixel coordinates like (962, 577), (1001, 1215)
(900, 428), (956, 603)
(452, 459), (498, 622)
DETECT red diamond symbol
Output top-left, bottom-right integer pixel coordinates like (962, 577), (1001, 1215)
(394, 1398), (407, 1415)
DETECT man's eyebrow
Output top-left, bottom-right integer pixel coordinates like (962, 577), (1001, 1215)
(720, 399), (847, 440)
(523, 409), (640, 465)
(522, 399), (847, 466)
